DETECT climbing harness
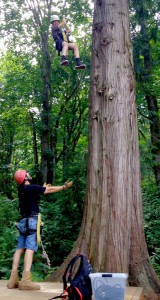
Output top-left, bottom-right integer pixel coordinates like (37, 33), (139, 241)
(62, 29), (70, 43)
(16, 213), (51, 269)
(55, 30), (71, 56)
(15, 214), (37, 236)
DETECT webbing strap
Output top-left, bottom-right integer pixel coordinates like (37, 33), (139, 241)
(48, 295), (62, 300)
(48, 291), (68, 300)
(17, 217), (36, 236)
(62, 254), (84, 290)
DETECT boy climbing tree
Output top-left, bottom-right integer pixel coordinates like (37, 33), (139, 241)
(51, 15), (86, 69)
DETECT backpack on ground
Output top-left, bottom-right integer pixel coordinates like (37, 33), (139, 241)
(49, 254), (93, 300)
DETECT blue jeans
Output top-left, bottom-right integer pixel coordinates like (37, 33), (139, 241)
(16, 217), (38, 252)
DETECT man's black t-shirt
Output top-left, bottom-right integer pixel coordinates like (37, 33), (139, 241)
(18, 184), (46, 217)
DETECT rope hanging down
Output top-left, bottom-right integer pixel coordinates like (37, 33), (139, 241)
(41, 240), (51, 269)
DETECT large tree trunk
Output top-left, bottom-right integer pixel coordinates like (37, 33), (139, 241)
(48, 0), (160, 298)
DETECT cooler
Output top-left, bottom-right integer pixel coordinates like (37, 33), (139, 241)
(89, 273), (128, 300)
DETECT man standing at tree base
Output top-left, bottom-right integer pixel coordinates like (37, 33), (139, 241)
(7, 169), (72, 290)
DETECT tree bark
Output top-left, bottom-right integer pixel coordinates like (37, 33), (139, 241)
(48, 0), (160, 298)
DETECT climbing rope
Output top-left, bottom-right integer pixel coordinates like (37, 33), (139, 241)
(41, 240), (51, 269)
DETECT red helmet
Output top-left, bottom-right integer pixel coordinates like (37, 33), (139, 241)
(14, 170), (27, 185)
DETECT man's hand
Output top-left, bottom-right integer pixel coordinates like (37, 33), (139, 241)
(43, 183), (51, 187)
(64, 180), (73, 189)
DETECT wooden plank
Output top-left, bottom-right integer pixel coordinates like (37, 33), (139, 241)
(125, 286), (144, 300)
(0, 280), (144, 300)
(0, 281), (62, 300)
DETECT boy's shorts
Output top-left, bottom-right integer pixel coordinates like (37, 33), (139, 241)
(16, 217), (38, 252)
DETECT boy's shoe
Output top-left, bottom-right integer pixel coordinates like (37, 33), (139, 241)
(75, 61), (86, 69)
(61, 57), (69, 66)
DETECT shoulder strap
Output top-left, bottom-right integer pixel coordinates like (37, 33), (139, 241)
(63, 254), (84, 290)
(48, 291), (68, 300)
(18, 185), (27, 215)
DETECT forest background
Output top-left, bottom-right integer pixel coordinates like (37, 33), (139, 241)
(0, 0), (160, 281)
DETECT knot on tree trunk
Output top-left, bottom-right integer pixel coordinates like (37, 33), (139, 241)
(100, 35), (113, 46)
(97, 88), (104, 96)
(92, 110), (99, 121)
(93, 22), (103, 32)
(96, 0), (102, 5)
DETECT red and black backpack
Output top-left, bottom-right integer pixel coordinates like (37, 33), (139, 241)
(49, 254), (93, 300)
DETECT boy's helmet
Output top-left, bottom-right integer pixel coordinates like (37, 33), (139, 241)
(50, 15), (59, 23)
(14, 170), (27, 185)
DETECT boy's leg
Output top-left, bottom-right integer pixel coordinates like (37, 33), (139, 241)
(68, 43), (79, 58)
(68, 43), (86, 69)
(61, 41), (69, 66)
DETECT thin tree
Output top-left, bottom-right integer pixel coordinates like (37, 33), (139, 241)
(131, 0), (160, 188)
(49, 0), (160, 298)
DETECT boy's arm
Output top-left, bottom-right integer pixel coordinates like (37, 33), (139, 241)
(59, 17), (72, 33)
